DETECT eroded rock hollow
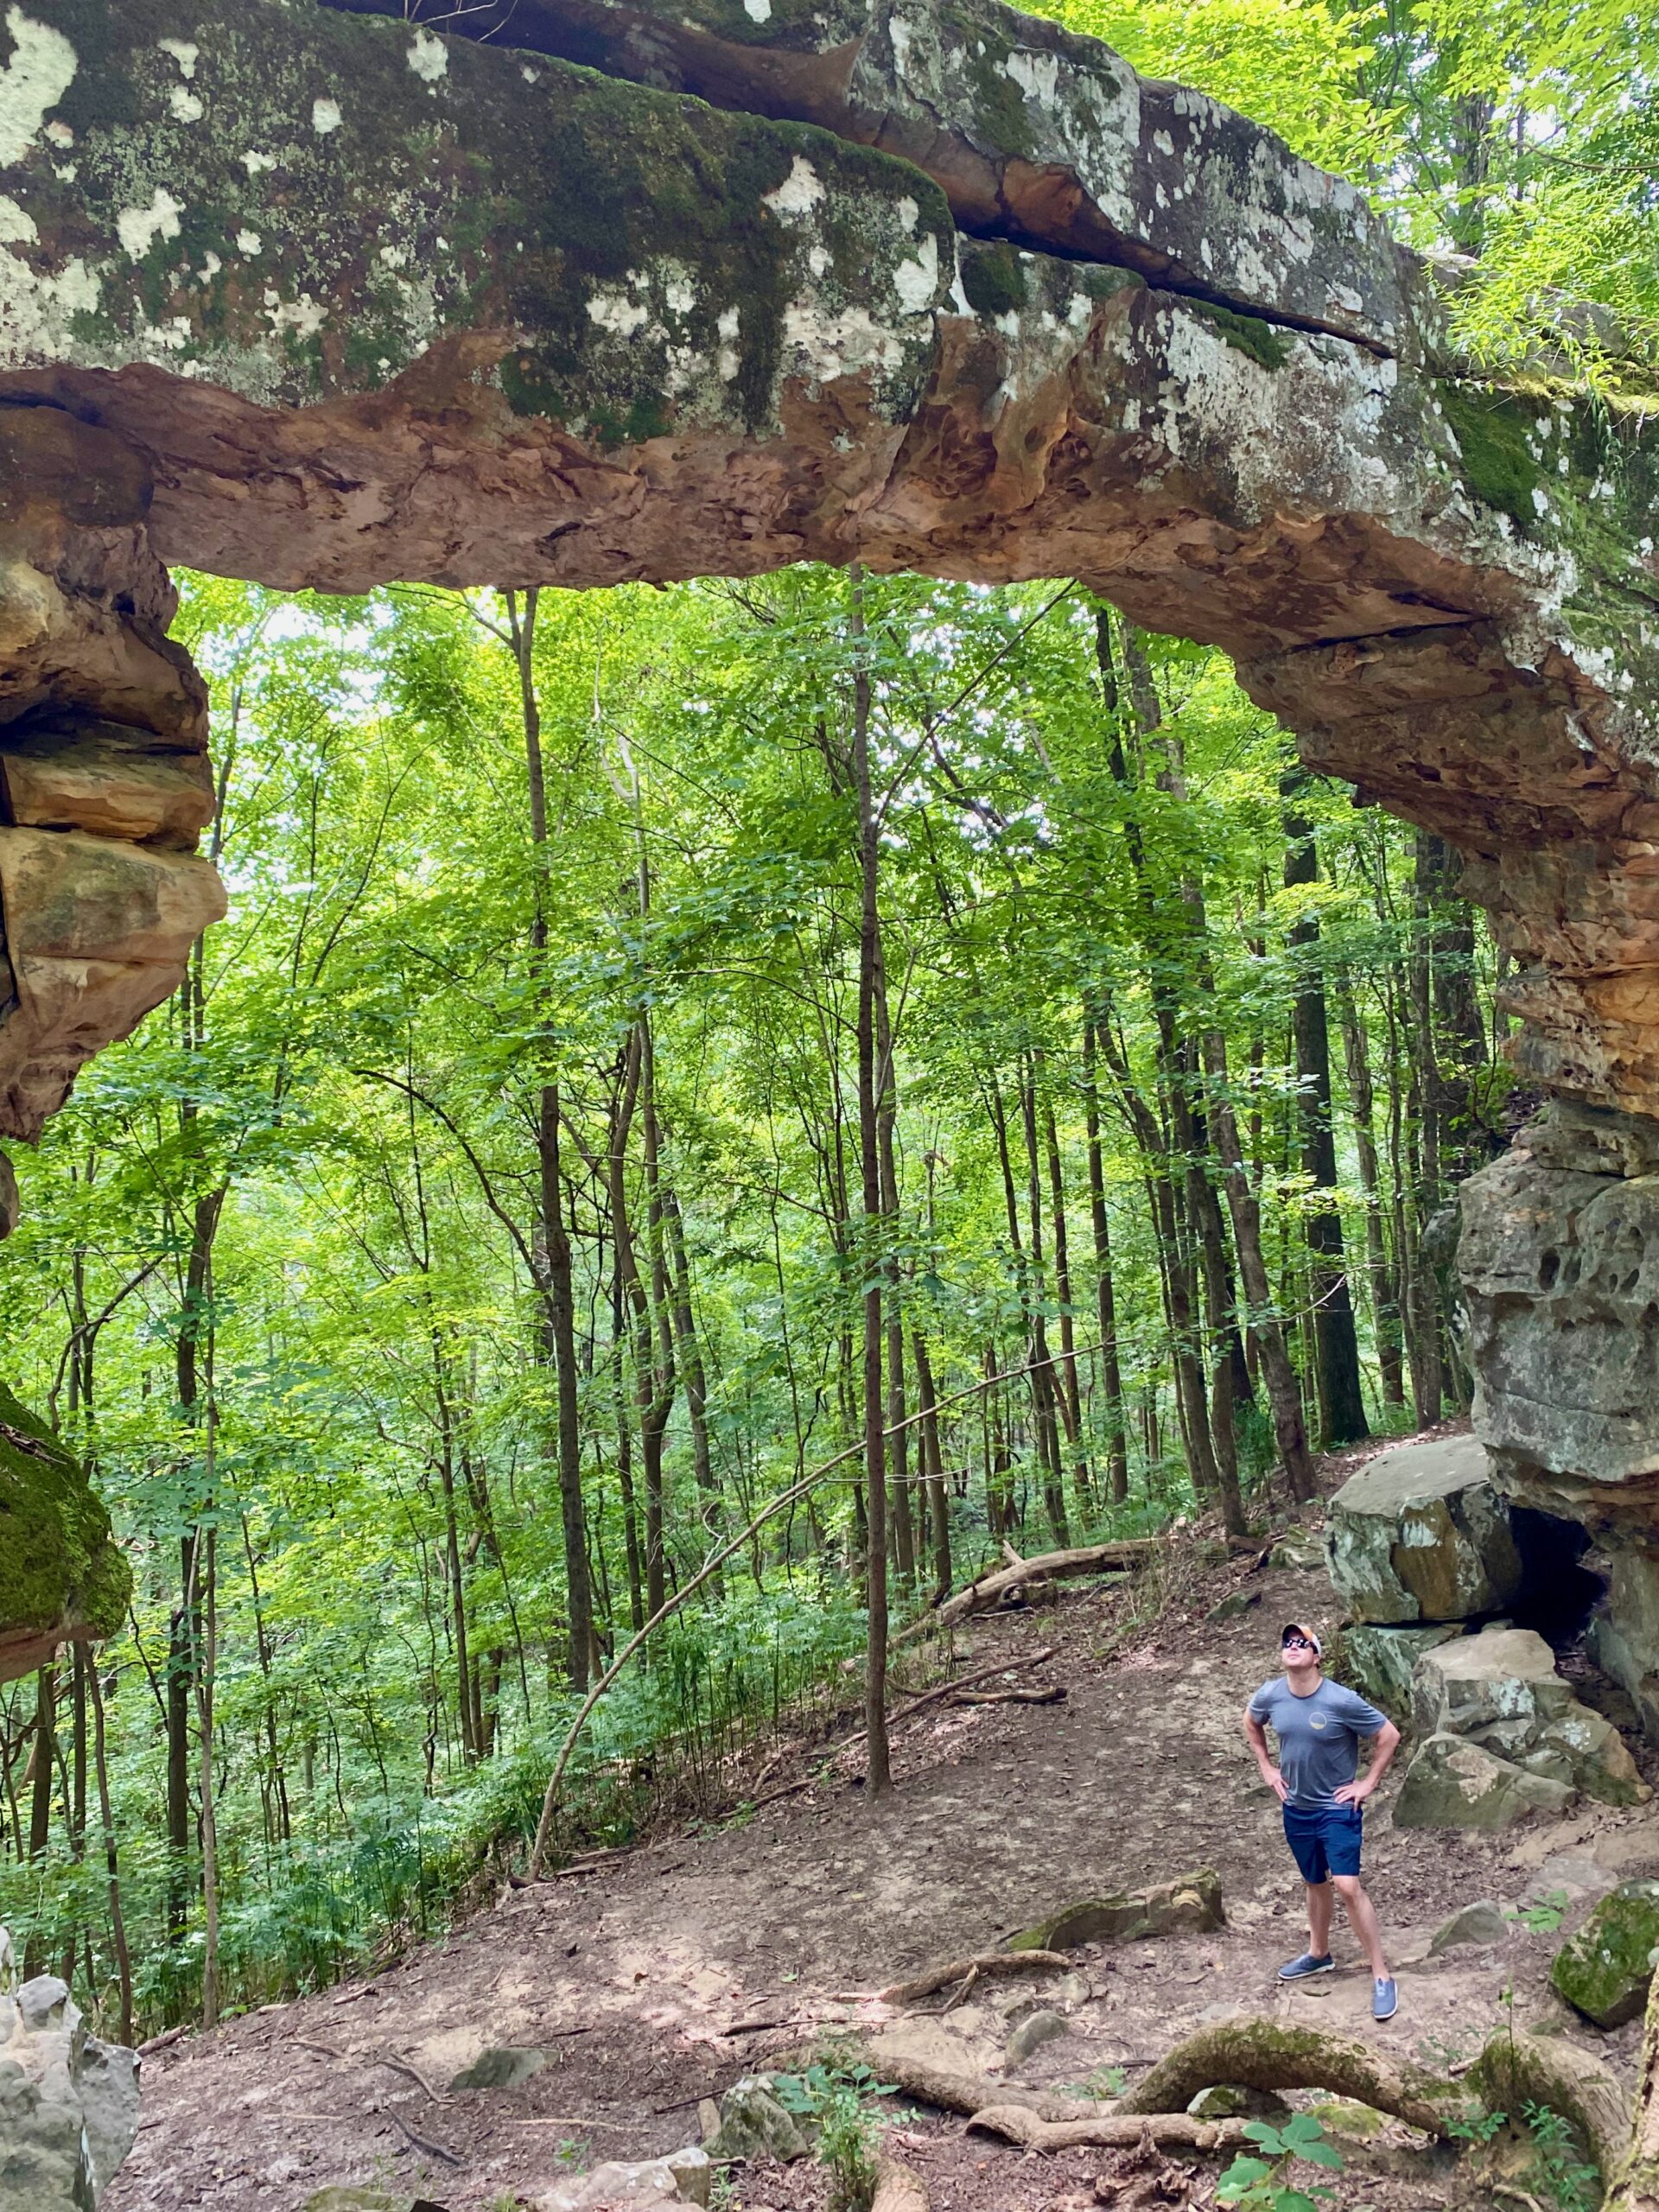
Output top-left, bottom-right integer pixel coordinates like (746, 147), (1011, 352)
(0, 0), (1654, 1682)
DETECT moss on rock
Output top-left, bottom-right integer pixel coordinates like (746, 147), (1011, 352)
(1551, 1880), (1659, 2030)
(0, 1379), (128, 1681)
(1185, 298), (1293, 371)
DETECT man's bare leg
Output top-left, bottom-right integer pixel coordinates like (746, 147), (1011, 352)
(1306, 1879), (1334, 1957)
(1332, 1874), (1389, 1978)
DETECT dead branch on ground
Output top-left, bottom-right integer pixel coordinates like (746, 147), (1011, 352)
(880, 1949), (1072, 2006)
(894, 1543), (1154, 1646)
(887, 1646), (1055, 1728)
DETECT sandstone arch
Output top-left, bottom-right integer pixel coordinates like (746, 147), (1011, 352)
(0, 0), (1656, 1698)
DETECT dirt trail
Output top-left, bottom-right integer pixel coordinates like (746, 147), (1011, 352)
(110, 1503), (1659, 2212)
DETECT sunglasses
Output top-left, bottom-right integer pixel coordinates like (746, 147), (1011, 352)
(1281, 1636), (1314, 1651)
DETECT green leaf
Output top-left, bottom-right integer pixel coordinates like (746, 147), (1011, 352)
(1298, 2142), (1344, 2170)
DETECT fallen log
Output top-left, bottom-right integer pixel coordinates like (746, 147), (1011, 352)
(888, 1646), (1056, 1729)
(871, 2152), (931, 2212)
(969, 2105), (1252, 2153)
(950, 1685), (1065, 1707)
(893, 1543), (1154, 1644)
(1118, 2015), (1453, 2138)
(880, 1949), (1072, 2006)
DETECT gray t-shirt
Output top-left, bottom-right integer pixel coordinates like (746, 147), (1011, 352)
(1248, 1675), (1387, 1809)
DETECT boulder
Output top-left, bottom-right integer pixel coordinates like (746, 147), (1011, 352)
(1206, 1588), (1262, 1623)
(1325, 1434), (1524, 1624)
(1268, 1536), (1325, 1573)
(1394, 1734), (1576, 1830)
(1005, 2009), (1066, 2067)
(1006, 1869), (1224, 1952)
(1338, 1623), (1465, 1723)
(1428, 1900), (1510, 1955)
(1550, 1880), (1659, 2029)
(705, 2076), (813, 2164)
(0, 1937), (139, 2209)
(1413, 1627), (1649, 1807)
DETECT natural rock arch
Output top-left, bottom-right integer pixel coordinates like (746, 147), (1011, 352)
(0, 0), (1656, 1704)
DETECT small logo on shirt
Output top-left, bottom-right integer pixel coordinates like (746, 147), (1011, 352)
(1309, 1716), (1327, 1730)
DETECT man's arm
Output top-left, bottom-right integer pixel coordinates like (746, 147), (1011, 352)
(1243, 1705), (1289, 1802)
(1333, 1719), (1402, 1807)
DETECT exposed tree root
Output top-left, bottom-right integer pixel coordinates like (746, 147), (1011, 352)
(1471, 2028), (1629, 2187)
(969, 2105), (1252, 2152)
(871, 2152), (931, 2212)
(1118, 2015), (1454, 2137)
(880, 1949), (1072, 2006)
(861, 2048), (1096, 2122)
(893, 1543), (1154, 1644)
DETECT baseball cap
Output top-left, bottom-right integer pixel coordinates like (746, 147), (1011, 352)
(1281, 1622), (1323, 1656)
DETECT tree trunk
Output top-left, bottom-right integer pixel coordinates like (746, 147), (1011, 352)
(912, 1331), (952, 1599)
(1042, 1091), (1090, 1509)
(1283, 785), (1370, 1446)
(850, 566), (891, 1796)
(1081, 1014), (1130, 1504)
(1334, 974), (1406, 1405)
(508, 587), (593, 1690)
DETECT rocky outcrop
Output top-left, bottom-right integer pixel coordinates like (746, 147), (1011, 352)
(0, 1380), (129, 1688)
(1394, 1732), (1575, 1829)
(0, 1930), (139, 2209)
(1460, 1105), (1659, 1742)
(1393, 1627), (1648, 1824)
(0, 405), (223, 1155)
(1325, 1434), (1524, 1624)
(1337, 1622), (1465, 1725)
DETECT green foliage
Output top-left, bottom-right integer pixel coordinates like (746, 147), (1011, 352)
(774, 2058), (893, 2212)
(1522, 2106), (1599, 2212)
(0, 559), (1503, 2036)
(1514, 1890), (1570, 1935)
(1217, 2113), (1344, 2212)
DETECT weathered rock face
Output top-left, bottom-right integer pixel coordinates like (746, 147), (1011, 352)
(1408, 1626), (1646, 1808)
(0, 1930), (140, 2209)
(1460, 1103), (1659, 1738)
(0, 406), (223, 1150)
(1325, 1434), (1524, 1624)
(1336, 1622), (1465, 1724)
(0, 1380), (129, 1688)
(1464, 1116), (1659, 1498)
(1394, 1731), (1576, 1830)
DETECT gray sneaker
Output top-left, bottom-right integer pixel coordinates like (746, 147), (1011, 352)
(1373, 1976), (1399, 2020)
(1277, 1951), (1335, 1980)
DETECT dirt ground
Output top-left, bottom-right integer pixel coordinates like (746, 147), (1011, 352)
(109, 1438), (1659, 2212)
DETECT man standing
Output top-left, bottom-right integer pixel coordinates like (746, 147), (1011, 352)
(1243, 1622), (1402, 2021)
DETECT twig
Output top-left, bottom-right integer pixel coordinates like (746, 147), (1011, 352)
(378, 2054), (448, 2104)
(387, 2107), (465, 2166)
(1491, 2190), (1545, 2212)
(510, 2115), (632, 2129)
(295, 2038), (346, 2063)
(137, 2025), (188, 2057)
(941, 1965), (979, 2015)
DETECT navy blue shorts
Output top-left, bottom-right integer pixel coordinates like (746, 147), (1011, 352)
(1283, 1802), (1363, 1883)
